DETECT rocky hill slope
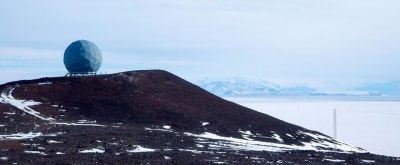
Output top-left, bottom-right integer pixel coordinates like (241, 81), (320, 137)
(0, 70), (398, 164)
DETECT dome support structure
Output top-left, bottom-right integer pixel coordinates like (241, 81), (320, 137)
(65, 72), (97, 77)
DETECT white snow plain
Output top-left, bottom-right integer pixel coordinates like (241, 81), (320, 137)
(226, 96), (400, 157)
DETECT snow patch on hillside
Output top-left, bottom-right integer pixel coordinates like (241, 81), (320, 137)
(145, 127), (173, 132)
(0, 132), (43, 139)
(1, 88), (54, 121)
(127, 146), (156, 153)
(0, 132), (66, 140)
(323, 158), (345, 162)
(79, 148), (105, 153)
(25, 150), (47, 155)
(360, 159), (376, 163)
(51, 122), (106, 127)
(272, 133), (284, 143)
(38, 81), (52, 85)
(184, 131), (367, 153)
(298, 131), (365, 152)
(163, 125), (171, 129)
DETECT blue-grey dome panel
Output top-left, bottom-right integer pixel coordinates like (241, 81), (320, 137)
(64, 40), (102, 73)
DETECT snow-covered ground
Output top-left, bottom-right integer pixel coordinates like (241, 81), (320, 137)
(226, 96), (400, 157)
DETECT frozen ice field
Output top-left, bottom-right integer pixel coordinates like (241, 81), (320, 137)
(226, 96), (400, 157)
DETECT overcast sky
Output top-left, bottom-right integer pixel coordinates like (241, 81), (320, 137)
(1, 0), (399, 90)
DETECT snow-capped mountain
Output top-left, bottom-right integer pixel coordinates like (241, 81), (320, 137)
(197, 78), (316, 96)
(353, 80), (400, 95)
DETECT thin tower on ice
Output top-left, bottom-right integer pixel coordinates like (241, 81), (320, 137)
(333, 109), (337, 149)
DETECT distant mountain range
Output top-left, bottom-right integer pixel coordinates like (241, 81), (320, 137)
(197, 78), (400, 97)
(197, 78), (317, 97)
(352, 80), (400, 95)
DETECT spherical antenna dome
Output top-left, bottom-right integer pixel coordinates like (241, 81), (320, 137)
(63, 40), (102, 73)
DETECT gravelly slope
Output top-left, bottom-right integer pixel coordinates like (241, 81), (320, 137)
(0, 70), (398, 164)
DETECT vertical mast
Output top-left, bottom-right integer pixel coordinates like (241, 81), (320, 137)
(333, 109), (337, 149)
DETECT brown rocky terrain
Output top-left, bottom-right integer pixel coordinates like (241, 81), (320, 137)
(0, 70), (399, 164)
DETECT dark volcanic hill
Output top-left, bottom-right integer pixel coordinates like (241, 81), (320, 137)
(7, 70), (307, 143)
(0, 70), (398, 164)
